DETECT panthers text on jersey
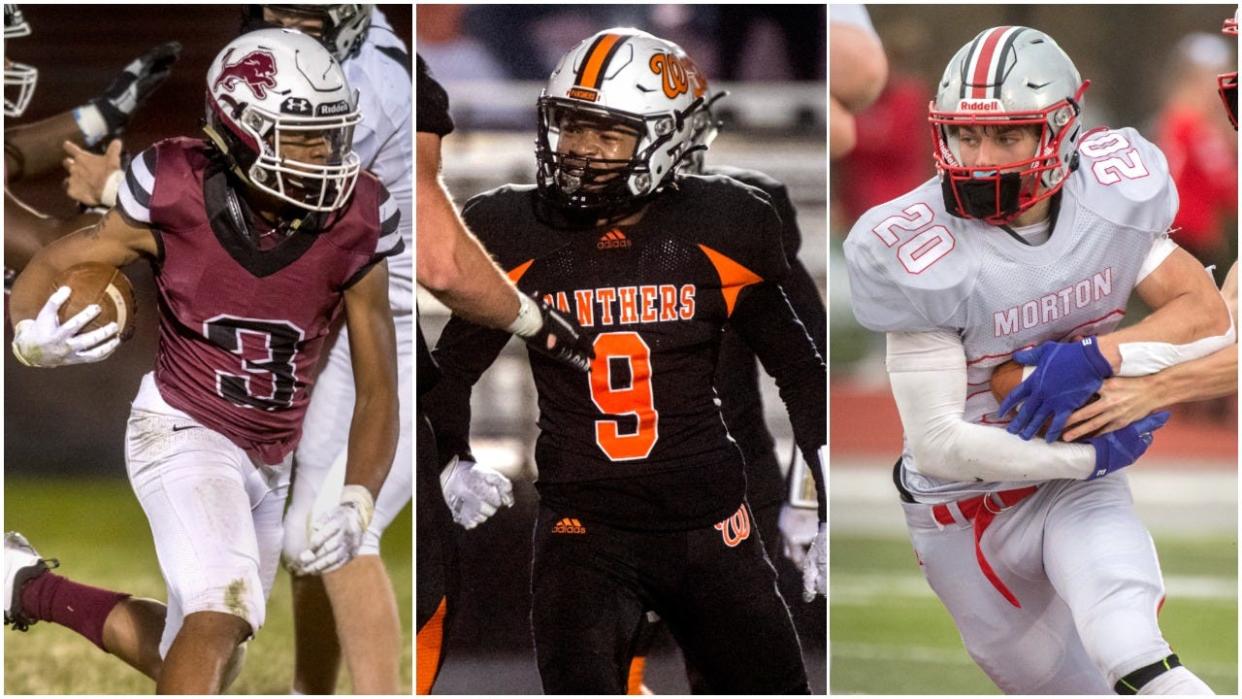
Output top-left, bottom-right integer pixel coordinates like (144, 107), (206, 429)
(424, 175), (825, 530)
(117, 137), (403, 465)
(844, 127), (1176, 501)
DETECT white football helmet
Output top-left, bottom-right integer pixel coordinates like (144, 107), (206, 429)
(675, 44), (726, 175)
(536, 28), (708, 215)
(4, 4), (37, 118)
(243, 5), (374, 62)
(205, 28), (362, 212)
(929, 26), (1088, 224)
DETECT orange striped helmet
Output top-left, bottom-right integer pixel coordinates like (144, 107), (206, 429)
(535, 28), (707, 217)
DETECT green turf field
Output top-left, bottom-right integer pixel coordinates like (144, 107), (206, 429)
(831, 534), (1238, 695)
(4, 478), (412, 694)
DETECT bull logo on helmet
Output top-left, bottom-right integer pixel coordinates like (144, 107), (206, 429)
(213, 48), (278, 100)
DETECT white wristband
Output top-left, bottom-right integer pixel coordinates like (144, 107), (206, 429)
(72, 104), (108, 147)
(1118, 314), (1236, 377)
(100, 169), (124, 209)
(340, 484), (375, 530)
(506, 293), (543, 338)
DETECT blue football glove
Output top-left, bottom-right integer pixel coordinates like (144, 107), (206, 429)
(1085, 411), (1170, 480)
(999, 337), (1114, 443)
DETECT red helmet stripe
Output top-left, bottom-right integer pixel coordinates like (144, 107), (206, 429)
(969, 26), (1013, 99)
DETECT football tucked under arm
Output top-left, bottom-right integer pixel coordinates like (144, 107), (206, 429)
(886, 331), (1098, 482)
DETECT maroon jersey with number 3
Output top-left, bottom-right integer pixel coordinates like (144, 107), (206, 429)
(117, 137), (403, 464)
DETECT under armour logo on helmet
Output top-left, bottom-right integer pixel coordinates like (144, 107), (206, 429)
(214, 48), (278, 100)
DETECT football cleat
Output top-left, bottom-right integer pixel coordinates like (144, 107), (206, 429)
(4, 531), (57, 631)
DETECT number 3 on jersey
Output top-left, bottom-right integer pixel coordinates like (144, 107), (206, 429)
(589, 331), (658, 461)
(204, 315), (304, 411)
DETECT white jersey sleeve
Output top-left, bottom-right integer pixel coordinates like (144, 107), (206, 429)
(886, 330), (1097, 482)
(344, 9), (412, 314)
(1071, 126), (1178, 236)
(843, 179), (977, 332)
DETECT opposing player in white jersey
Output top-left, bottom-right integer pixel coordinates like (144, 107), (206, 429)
(238, 5), (412, 693)
(844, 26), (1232, 694)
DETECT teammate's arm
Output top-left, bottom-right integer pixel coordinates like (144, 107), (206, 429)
(418, 132), (592, 370)
(889, 330), (1166, 482)
(416, 132), (521, 327)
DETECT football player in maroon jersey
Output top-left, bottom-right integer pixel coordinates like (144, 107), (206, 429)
(6, 28), (398, 694)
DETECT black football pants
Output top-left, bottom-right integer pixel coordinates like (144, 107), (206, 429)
(530, 501), (810, 694)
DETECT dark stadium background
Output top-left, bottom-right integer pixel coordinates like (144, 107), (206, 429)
(4, 4), (411, 476)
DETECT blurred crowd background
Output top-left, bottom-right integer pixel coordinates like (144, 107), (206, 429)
(418, 3), (826, 694)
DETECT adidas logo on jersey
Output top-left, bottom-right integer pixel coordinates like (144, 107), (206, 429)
(551, 517), (587, 534)
(597, 229), (631, 250)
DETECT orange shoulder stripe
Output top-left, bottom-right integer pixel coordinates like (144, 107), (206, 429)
(697, 244), (764, 317)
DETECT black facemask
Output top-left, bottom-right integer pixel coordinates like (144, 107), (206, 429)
(942, 171), (1023, 222)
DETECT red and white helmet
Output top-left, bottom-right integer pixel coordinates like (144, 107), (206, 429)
(4, 4), (37, 117)
(205, 28), (361, 212)
(1219, 12), (1237, 130)
(536, 28), (708, 215)
(929, 26), (1088, 224)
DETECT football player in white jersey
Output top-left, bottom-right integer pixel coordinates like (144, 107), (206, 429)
(235, 5), (411, 694)
(844, 26), (1232, 694)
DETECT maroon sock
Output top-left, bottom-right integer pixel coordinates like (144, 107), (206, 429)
(20, 572), (130, 651)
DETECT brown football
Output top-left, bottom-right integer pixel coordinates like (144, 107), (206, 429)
(989, 360), (1032, 404)
(990, 359), (1101, 438)
(52, 262), (137, 342)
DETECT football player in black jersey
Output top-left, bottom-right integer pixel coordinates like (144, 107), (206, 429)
(424, 28), (826, 694)
(414, 54), (594, 694)
(623, 43), (828, 694)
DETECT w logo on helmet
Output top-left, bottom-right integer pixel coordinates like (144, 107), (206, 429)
(214, 48), (278, 100)
(648, 51), (691, 100)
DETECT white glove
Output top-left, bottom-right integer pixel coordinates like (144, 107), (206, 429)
(294, 485), (374, 575)
(12, 286), (120, 367)
(801, 521), (827, 602)
(440, 456), (514, 529)
(779, 503), (819, 566)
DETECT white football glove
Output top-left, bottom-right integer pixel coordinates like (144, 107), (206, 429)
(801, 521), (827, 602)
(293, 485), (373, 575)
(12, 286), (120, 367)
(779, 503), (819, 567)
(440, 456), (514, 530)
